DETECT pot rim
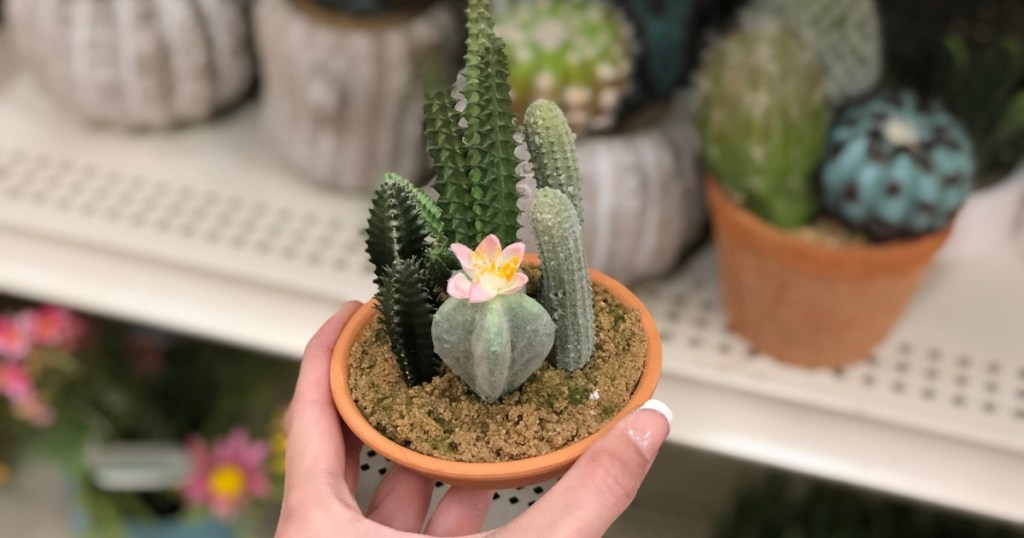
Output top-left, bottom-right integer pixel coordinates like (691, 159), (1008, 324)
(705, 177), (952, 278)
(330, 261), (662, 487)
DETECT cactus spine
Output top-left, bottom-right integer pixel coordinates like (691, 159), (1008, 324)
(365, 174), (441, 386)
(531, 187), (595, 371)
(524, 99), (585, 226)
(425, 0), (522, 247)
(432, 293), (555, 403)
(695, 21), (830, 228)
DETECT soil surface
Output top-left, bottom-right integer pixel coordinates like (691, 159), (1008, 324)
(348, 281), (647, 463)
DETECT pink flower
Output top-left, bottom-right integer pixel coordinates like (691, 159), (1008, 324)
(447, 235), (529, 304)
(182, 428), (271, 522)
(0, 363), (53, 428)
(31, 306), (77, 348)
(0, 314), (33, 362)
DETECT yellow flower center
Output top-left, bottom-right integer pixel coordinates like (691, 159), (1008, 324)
(208, 464), (247, 500)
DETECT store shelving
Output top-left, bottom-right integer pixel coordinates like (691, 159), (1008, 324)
(1, 65), (1022, 523)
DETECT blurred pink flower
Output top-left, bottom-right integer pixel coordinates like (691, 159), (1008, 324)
(0, 363), (54, 428)
(182, 428), (271, 521)
(31, 306), (77, 348)
(0, 314), (33, 362)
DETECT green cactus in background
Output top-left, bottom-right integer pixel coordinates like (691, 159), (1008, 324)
(495, 0), (636, 134)
(425, 0), (522, 248)
(531, 187), (595, 371)
(308, 0), (433, 15)
(523, 99), (584, 226)
(378, 258), (439, 386)
(432, 292), (555, 403)
(750, 0), (882, 103)
(365, 174), (443, 386)
(695, 21), (830, 228)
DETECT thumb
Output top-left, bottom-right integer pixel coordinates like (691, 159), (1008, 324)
(498, 400), (672, 538)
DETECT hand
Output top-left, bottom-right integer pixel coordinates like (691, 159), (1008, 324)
(277, 302), (672, 537)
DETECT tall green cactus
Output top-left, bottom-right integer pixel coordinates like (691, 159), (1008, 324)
(365, 174), (435, 286)
(531, 188), (595, 371)
(523, 99), (584, 226)
(378, 258), (439, 387)
(425, 0), (521, 247)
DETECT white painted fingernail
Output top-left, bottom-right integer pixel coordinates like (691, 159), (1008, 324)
(639, 399), (673, 425)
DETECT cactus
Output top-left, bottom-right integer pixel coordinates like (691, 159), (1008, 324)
(495, 0), (635, 134)
(307, 0), (433, 16)
(531, 188), (595, 371)
(749, 0), (882, 103)
(930, 0), (1024, 186)
(425, 0), (521, 247)
(820, 90), (976, 241)
(365, 173), (441, 286)
(695, 21), (830, 228)
(523, 99), (584, 226)
(614, 0), (696, 106)
(378, 258), (440, 386)
(432, 235), (555, 402)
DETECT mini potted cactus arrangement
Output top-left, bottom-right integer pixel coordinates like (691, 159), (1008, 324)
(330, 0), (661, 489)
(489, 0), (705, 286)
(695, 8), (976, 366)
(253, 0), (459, 191)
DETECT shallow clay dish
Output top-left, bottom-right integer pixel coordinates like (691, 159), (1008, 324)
(330, 263), (662, 490)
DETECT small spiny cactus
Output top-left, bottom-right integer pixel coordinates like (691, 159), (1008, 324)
(523, 99), (584, 226)
(695, 21), (830, 228)
(365, 174), (437, 286)
(495, 0), (636, 133)
(750, 0), (883, 103)
(378, 258), (440, 386)
(820, 90), (975, 240)
(531, 187), (595, 371)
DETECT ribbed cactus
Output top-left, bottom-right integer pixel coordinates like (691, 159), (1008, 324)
(821, 91), (976, 240)
(523, 99), (584, 226)
(365, 174), (442, 386)
(750, 0), (882, 103)
(432, 293), (555, 403)
(531, 188), (595, 371)
(425, 0), (522, 247)
(378, 258), (439, 386)
(495, 0), (635, 133)
(695, 21), (830, 228)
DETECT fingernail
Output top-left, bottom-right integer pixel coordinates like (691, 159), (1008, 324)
(626, 399), (672, 460)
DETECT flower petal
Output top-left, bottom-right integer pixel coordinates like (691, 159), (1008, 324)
(446, 273), (473, 300)
(467, 282), (498, 304)
(475, 234), (502, 263)
(501, 272), (530, 295)
(450, 243), (475, 273)
(499, 242), (526, 268)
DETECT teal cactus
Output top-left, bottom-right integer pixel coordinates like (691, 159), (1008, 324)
(821, 91), (975, 241)
(750, 0), (882, 103)
(365, 174), (443, 386)
(930, 0), (1024, 186)
(378, 258), (440, 386)
(614, 0), (696, 106)
(425, 0), (521, 247)
(695, 21), (830, 228)
(531, 188), (595, 371)
(433, 293), (555, 403)
(495, 0), (636, 133)
(523, 99), (584, 225)
(308, 0), (433, 15)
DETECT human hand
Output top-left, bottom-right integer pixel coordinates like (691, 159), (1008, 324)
(277, 302), (672, 537)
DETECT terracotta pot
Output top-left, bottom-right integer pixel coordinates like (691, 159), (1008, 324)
(705, 179), (950, 367)
(330, 262), (662, 489)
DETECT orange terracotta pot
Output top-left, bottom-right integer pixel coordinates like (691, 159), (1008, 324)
(705, 179), (951, 367)
(330, 260), (662, 490)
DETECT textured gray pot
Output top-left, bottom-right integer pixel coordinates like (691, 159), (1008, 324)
(5, 0), (255, 129)
(253, 0), (460, 191)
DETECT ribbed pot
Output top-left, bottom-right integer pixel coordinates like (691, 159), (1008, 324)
(5, 0), (254, 129)
(253, 0), (460, 191)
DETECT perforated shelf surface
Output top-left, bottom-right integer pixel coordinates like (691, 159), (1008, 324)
(1, 66), (1023, 523)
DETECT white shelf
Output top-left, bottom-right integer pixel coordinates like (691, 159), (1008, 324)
(1, 65), (1023, 523)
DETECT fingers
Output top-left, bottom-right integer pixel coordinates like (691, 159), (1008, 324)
(344, 428), (363, 497)
(499, 400), (672, 538)
(283, 302), (362, 507)
(366, 465), (435, 532)
(423, 487), (494, 537)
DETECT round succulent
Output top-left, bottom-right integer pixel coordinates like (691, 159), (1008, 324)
(821, 91), (976, 241)
(495, 0), (636, 134)
(695, 20), (830, 228)
(750, 0), (883, 103)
